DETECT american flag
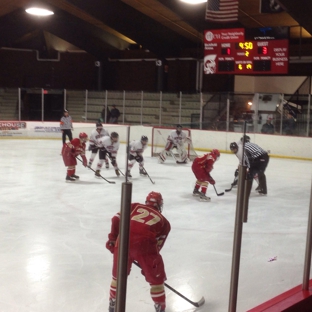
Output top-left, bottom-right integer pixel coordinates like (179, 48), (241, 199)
(205, 0), (239, 23)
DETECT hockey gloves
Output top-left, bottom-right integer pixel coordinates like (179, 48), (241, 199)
(106, 240), (115, 254)
(135, 155), (143, 163)
(82, 155), (88, 167)
(207, 174), (215, 185)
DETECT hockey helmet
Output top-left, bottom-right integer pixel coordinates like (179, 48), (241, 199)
(96, 122), (103, 129)
(176, 124), (182, 134)
(230, 142), (238, 151)
(110, 132), (119, 142)
(145, 191), (163, 213)
(211, 149), (220, 161)
(141, 135), (148, 144)
(79, 132), (88, 142)
(240, 135), (250, 143)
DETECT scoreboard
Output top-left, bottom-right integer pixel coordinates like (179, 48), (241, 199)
(204, 27), (289, 75)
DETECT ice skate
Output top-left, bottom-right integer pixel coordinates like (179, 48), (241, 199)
(192, 188), (201, 196)
(95, 170), (101, 178)
(71, 174), (79, 179)
(199, 193), (211, 201)
(139, 168), (147, 176)
(127, 170), (132, 178)
(108, 298), (115, 312)
(66, 175), (76, 182)
(105, 162), (109, 169)
(154, 303), (165, 312)
(115, 169), (120, 177)
(258, 190), (267, 195)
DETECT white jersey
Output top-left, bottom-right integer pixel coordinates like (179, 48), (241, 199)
(129, 140), (147, 157)
(89, 128), (109, 146)
(168, 130), (187, 146)
(235, 140), (244, 165)
(95, 135), (119, 158)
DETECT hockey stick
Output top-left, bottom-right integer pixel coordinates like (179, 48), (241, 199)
(213, 184), (224, 196)
(133, 261), (205, 307)
(142, 166), (155, 184)
(225, 177), (237, 192)
(225, 175), (259, 192)
(117, 168), (125, 176)
(76, 157), (116, 184)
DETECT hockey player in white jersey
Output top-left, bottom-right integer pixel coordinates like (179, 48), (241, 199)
(94, 132), (121, 177)
(230, 135), (259, 189)
(158, 124), (191, 164)
(88, 122), (110, 169)
(127, 136), (148, 178)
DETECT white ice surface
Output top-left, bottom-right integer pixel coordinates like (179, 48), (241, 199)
(0, 139), (311, 312)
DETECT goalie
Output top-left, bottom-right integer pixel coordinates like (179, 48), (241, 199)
(158, 124), (191, 164)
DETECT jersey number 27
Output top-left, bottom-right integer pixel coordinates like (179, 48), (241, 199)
(132, 208), (160, 226)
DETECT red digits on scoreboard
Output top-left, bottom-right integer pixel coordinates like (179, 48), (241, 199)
(258, 46), (268, 55)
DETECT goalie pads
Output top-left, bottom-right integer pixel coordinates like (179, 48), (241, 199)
(178, 149), (189, 163)
(165, 140), (173, 151)
(158, 151), (166, 163)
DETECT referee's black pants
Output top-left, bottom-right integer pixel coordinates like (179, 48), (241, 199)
(249, 153), (269, 194)
(62, 129), (73, 144)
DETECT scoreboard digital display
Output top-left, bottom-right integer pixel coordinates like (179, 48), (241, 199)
(204, 28), (289, 75)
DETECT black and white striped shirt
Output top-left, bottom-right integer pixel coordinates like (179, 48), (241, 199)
(60, 115), (73, 130)
(243, 142), (267, 167)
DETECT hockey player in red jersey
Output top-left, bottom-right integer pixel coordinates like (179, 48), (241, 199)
(106, 192), (171, 312)
(191, 149), (220, 201)
(62, 132), (88, 182)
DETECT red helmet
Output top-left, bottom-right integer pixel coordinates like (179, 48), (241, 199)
(145, 191), (163, 213)
(79, 132), (88, 142)
(211, 149), (220, 161)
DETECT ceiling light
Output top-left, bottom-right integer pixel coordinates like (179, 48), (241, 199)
(179, 0), (206, 4)
(25, 7), (54, 16)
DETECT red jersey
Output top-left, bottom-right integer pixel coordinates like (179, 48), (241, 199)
(192, 153), (215, 173)
(62, 138), (86, 167)
(68, 138), (86, 156)
(108, 203), (171, 251)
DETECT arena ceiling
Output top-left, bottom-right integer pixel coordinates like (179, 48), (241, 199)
(0, 0), (311, 60)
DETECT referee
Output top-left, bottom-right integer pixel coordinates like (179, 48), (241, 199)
(230, 141), (269, 195)
(244, 142), (269, 195)
(60, 109), (73, 145)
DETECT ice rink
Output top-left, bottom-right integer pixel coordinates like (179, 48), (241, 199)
(1, 139), (312, 312)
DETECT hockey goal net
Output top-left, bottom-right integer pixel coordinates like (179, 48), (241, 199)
(151, 126), (197, 160)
